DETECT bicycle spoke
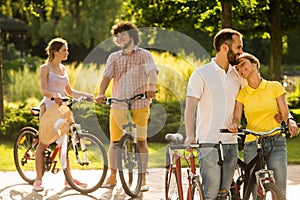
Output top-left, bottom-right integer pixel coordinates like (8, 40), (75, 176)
(14, 127), (39, 184)
(64, 133), (108, 194)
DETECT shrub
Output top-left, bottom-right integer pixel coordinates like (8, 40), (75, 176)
(1, 102), (39, 139)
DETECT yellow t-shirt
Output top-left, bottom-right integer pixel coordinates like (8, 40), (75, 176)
(236, 79), (286, 143)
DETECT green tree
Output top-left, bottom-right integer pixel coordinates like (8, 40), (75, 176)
(126, 0), (300, 80)
(1, 0), (125, 48)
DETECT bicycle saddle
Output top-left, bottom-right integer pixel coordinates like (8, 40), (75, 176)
(165, 133), (183, 144)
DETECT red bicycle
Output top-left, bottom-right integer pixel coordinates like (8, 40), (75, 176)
(13, 97), (108, 194)
(165, 133), (205, 200)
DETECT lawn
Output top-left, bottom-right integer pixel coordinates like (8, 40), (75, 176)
(1, 137), (300, 172)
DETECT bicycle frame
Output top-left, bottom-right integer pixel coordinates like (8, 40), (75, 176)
(222, 123), (300, 200)
(166, 144), (200, 200)
(15, 96), (108, 194)
(106, 93), (147, 197)
(236, 136), (276, 199)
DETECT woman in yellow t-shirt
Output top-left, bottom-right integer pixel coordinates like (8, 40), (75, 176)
(229, 52), (298, 195)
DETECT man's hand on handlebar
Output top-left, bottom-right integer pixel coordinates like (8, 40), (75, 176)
(146, 90), (156, 99)
(184, 136), (196, 152)
(96, 94), (107, 105)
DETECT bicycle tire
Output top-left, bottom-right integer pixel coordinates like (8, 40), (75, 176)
(165, 167), (180, 200)
(256, 182), (286, 200)
(63, 132), (108, 194)
(192, 178), (205, 200)
(13, 127), (39, 184)
(118, 134), (142, 197)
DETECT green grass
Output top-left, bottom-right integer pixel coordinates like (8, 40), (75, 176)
(286, 136), (300, 164)
(1, 139), (300, 172)
(0, 141), (14, 171)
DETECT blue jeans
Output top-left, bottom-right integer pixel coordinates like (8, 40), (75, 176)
(244, 135), (287, 194)
(198, 144), (238, 200)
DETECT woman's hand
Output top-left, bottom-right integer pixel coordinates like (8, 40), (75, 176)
(288, 119), (299, 138)
(85, 93), (94, 100)
(53, 95), (63, 106)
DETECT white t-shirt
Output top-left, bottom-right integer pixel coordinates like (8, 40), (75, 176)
(186, 58), (243, 144)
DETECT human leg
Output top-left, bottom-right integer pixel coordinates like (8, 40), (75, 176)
(133, 107), (150, 191)
(244, 141), (259, 197)
(137, 140), (149, 191)
(34, 142), (48, 191)
(198, 147), (221, 200)
(265, 136), (287, 194)
(102, 108), (126, 188)
(102, 143), (118, 188)
(220, 144), (238, 191)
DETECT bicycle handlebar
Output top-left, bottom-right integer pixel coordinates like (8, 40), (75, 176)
(165, 133), (203, 150)
(105, 93), (147, 105)
(220, 123), (300, 137)
(51, 96), (95, 106)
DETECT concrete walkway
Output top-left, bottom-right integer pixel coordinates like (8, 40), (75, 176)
(0, 165), (299, 200)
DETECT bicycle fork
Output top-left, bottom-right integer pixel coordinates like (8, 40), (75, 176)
(255, 167), (275, 197)
(70, 123), (89, 166)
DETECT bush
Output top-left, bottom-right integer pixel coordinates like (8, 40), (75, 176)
(1, 102), (39, 139)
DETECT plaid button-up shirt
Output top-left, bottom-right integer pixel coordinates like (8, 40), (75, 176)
(103, 46), (158, 110)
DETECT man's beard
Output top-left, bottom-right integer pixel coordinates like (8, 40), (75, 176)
(227, 48), (239, 65)
(121, 40), (132, 50)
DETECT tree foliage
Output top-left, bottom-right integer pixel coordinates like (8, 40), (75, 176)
(1, 0), (125, 48)
(125, 0), (300, 80)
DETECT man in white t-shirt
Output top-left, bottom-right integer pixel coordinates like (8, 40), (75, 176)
(184, 28), (244, 200)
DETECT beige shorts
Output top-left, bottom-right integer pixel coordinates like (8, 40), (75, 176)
(109, 106), (149, 142)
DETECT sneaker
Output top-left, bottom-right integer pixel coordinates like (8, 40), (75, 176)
(33, 180), (44, 191)
(65, 179), (87, 189)
(101, 175), (117, 188)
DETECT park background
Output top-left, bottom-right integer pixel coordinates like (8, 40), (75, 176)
(0, 0), (300, 169)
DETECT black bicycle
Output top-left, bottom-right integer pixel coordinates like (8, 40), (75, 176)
(14, 97), (108, 194)
(221, 122), (300, 200)
(105, 93), (147, 197)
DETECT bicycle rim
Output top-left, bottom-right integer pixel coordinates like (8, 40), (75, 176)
(13, 127), (39, 184)
(165, 167), (180, 200)
(118, 134), (142, 197)
(192, 178), (205, 200)
(64, 133), (108, 194)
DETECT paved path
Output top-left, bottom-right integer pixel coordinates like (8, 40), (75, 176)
(0, 165), (299, 200)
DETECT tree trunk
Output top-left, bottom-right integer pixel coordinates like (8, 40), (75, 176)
(268, 0), (282, 81)
(221, 0), (232, 28)
(0, 33), (4, 123)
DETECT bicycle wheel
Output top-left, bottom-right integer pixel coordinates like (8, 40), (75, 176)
(192, 178), (205, 200)
(63, 132), (108, 194)
(14, 127), (39, 184)
(118, 134), (142, 197)
(165, 167), (180, 200)
(257, 182), (286, 200)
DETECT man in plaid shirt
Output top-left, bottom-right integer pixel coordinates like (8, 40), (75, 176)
(96, 21), (158, 192)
